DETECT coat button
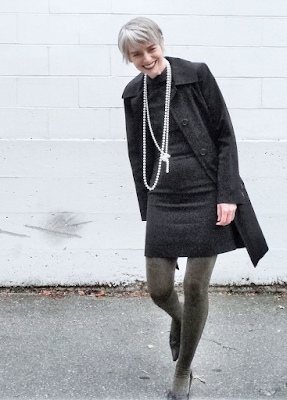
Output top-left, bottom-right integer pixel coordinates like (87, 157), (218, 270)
(182, 119), (188, 126)
(199, 148), (207, 156)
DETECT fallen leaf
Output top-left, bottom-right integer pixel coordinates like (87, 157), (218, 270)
(92, 290), (106, 297)
(78, 290), (85, 296)
(39, 290), (52, 296)
(194, 375), (206, 384)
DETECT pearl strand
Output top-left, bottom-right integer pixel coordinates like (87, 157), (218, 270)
(142, 59), (172, 191)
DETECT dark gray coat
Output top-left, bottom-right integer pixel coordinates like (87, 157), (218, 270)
(122, 57), (268, 266)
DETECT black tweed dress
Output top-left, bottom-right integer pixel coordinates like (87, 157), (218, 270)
(144, 69), (243, 258)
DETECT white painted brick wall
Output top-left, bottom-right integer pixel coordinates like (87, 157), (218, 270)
(0, 1), (286, 286)
(49, 0), (112, 14)
(79, 15), (127, 44)
(263, 18), (287, 46)
(0, 78), (17, 106)
(0, 46), (48, 75)
(0, 109), (48, 138)
(0, 1), (49, 13)
(49, 46), (111, 76)
(48, 109), (110, 139)
(0, 14), (17, 43)
(18, 78), (79, 108)
(79, 77), (130, 108)
(230, 110), (287, 140)
(18, 14), (79, 44)
(262, 79), (287, 108)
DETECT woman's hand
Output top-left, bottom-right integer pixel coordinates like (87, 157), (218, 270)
(216, 203), (237, 226)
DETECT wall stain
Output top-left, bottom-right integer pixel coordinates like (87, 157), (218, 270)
(24, 225), (82, 238)
(0, 229), (30, 238)
(68, 221), (93, 227)
(24, 212), (93, 240)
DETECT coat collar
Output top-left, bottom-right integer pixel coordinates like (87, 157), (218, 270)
(122, 57), (198, 99)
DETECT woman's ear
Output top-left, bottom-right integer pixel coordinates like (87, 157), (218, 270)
(161, 36), (165, 51)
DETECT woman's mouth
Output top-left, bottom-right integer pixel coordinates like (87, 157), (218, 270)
(143, 60), (156, 70)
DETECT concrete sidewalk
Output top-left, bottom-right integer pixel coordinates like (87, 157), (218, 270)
(0, 291), (286, 399)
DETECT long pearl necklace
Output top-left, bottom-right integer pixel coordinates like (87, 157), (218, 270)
(142, 58), (172, 191)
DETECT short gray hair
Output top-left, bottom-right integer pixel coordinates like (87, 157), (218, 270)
(118, 17), (164, 63)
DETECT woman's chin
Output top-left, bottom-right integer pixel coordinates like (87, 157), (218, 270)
(143, 63), (157, 77)
(145, 59), (167, 78)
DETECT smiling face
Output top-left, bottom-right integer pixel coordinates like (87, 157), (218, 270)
(128, 41), (166, 78)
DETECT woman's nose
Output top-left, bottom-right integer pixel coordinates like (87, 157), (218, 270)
(142, 51), (152, 63)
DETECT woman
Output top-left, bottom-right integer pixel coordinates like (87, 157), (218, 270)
(118, 17), (268, 399)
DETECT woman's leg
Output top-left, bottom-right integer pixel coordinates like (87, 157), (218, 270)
(146, 257), (182, 324)
(171, 255), (217, 398)
(146, 257), (183, 362)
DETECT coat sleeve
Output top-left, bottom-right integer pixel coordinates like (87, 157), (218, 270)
(124, 97), (152, 221)
(197, 63), (245, 205)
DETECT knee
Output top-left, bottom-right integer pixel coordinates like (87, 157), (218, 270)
(146, 257), (176, 306)
(149, 285), (174, 306)
(183, 278), (208, 305)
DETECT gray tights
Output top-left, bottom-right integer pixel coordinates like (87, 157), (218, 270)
(146, 256), (217, 397)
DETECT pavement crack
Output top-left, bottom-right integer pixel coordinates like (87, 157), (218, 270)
(203, 337), (237, 351)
